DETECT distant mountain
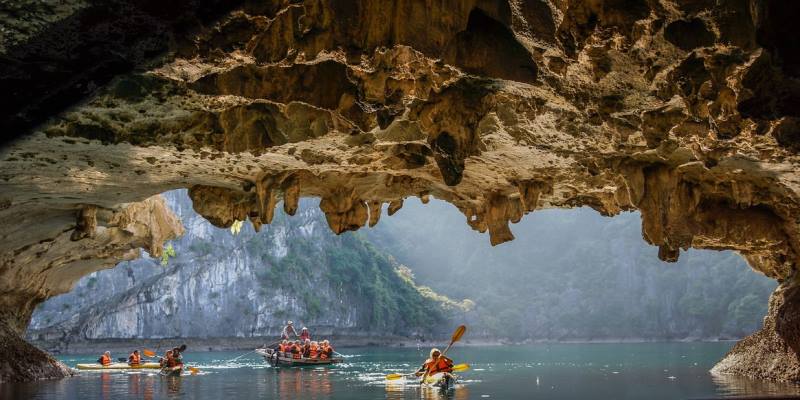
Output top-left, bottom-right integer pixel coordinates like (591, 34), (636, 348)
(28, 191), (451, 345)
(365, 198), (776, 341)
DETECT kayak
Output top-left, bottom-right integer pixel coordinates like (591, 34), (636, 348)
(76, 362), (161, 370)
(160, 365), (183, 377)
(255, 348), (343, 366)
(422, 372), (457, 391)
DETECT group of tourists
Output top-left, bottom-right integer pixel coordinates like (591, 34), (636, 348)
(277, 321), (336, 360)
(95, 344), (185, 368)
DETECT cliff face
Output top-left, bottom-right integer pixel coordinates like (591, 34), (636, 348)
(28, 191), (444, 346)
(1, 0), (800, 382)
(368, 199), (777, 341)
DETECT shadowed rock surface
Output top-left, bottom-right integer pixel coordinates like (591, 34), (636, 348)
(2, 0), (800, 382)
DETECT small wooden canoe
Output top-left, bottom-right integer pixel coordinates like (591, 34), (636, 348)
(255, 348), (343, 366)
(76, 362), (161, 370)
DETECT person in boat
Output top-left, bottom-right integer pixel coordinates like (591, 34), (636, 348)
(290, 340), (303, 359)
(128, 350), (141, 366)
(320, 340), (334, 360)
(278, 339), (291, 354)
(299, 327), (311, 341)
(97, 351), (112, 366)
(302, 339), (312, 358)
(160, 350), (173, 368)
(281, 321), (298, 340)
(171, 346), (185, 367)
(308, 341), (320, 359)
(415, 348), (454, 380)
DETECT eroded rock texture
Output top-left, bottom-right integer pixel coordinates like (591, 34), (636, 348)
(1, 0), (800, 382)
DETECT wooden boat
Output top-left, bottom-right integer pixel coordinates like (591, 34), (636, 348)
(76, 362), (161, 370)
(160, 365), (183, 377)
(255, 348), (343, 366)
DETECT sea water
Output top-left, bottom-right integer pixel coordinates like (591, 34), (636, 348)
(3, 343), (800, 399)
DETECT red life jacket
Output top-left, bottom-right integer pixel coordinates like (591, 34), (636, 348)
(424, 356), (453, 374)
(300, 331), (310, 341)
(129, 353), (141, 365)
(99, 354), (112, 366)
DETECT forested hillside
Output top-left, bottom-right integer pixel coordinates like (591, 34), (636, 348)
(367, 199), (776, 341)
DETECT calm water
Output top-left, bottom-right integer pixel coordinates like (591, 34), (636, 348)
(3, 343), (800, 399)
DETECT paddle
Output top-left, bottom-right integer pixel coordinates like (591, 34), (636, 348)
(386, 363), (470, 380)
(143, 349), (157, 358)
(420, 325), (466, 385)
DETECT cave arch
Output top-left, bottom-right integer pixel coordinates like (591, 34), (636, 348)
(1, 0), (800, 384)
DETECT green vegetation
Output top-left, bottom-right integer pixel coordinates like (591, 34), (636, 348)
(160, 243), (176, 266)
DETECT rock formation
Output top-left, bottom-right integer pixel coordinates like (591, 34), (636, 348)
(1, 0), (800, 382)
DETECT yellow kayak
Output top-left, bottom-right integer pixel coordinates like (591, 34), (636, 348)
(76, 362), (161, 370)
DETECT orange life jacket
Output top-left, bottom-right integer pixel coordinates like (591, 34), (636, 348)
(320, 345), (332, 359)
(424, 356), (453, 374)
(129, 353), (141, 365)
(309, 344), (319, 358)
(99, 354), (112, 366)
(291, 344), (302, 359)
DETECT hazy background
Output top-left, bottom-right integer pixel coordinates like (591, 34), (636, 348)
(29, 191), (775, 347)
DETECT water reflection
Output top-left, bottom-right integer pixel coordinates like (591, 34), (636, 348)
(163, 375), (182, 395)
(711, 372), (800, 398)
(385, 380), (470, 400)
(269, 366), (334, 399)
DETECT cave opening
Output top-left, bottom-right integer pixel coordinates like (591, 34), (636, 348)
(28, 190), (775, 348)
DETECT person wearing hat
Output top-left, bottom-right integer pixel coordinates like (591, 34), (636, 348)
(281, 321), (298, 340)
(299, 327), (311, 342)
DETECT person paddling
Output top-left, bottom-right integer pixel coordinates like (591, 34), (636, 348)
(98, 351), (112, 366)
(128, 350), (141, 366)
(415, 348), (455, 382)
(281, 321), (298, 340)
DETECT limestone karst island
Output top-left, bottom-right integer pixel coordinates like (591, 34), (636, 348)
(1, 1), (799, 399)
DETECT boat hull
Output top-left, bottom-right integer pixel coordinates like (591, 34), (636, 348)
(160, 365), (183, 377)
(76, 362), (161, 370)
(255, 348), (342, 366)
(422, 372), (457, 391)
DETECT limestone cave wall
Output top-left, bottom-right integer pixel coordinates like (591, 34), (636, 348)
(1, 0), (800, 382)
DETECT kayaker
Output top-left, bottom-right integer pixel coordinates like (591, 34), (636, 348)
(320, 340), (334, 360)
(128, 350), (141, 366)
(415, 348), (454, 377)
(299, 327), (311, 341)
(281, 321), (298, 340)
(172, 346), (184, 367)
(308, 341), (320, 359)
(97, 351), (112, 366)
(160, 350), (173, 368)
(290, 340), (303, 359)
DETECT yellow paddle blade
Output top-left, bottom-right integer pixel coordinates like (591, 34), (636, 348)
(143, 349), (156, 358)
(189, 367), (200, 375)
(385, 373), (405, 380)
(451, 325), (467, 343)
(452, 363), (470, 372)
